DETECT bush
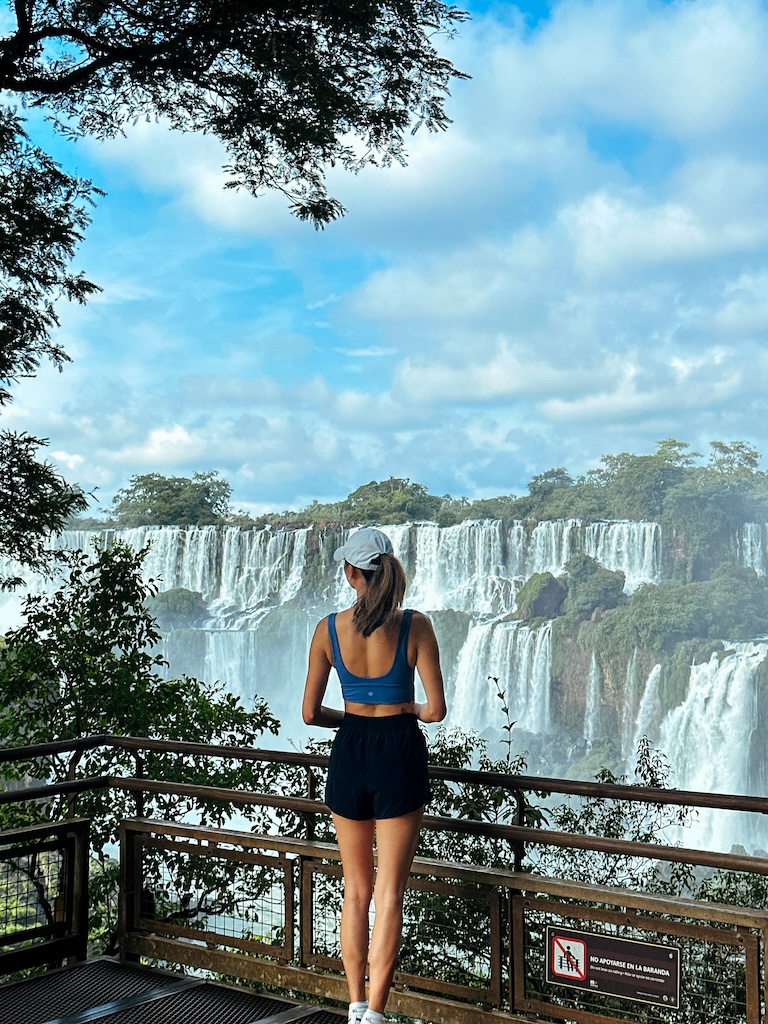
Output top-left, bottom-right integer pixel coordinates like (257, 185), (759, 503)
(514, 572), (566, 620)
(561, 555), (626, 620)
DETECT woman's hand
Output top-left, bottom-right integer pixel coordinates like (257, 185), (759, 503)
(413, 701), (444, 723)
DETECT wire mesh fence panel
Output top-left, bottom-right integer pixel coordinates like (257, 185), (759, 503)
(398, 876), (501, 1000)
(514, 896), (759, 1024)
(138, 834), (293, 960)
(0, 845), (64, 941)
(306, 862), (343, 962)
(0, 821), (88, 973)
(302, 858), (503, 1004)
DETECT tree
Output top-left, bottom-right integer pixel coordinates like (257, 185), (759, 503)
(654, 437), (700, 467)
(0, 108), (99, 404)
(110, 471), (232, 526)
(0, 2), (467, 573)
(0, 431), (88, 588)
(0, 541), (279, 950)
(1, 0), (467, 227)
(528, 467), (573, 498)
(342, 477), (443, 523)
(709, 440), (761, 478)
(0, 109), (92, 582)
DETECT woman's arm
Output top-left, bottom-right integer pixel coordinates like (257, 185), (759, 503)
(302, 618), (344, 728)
(411, 612), (447, 724)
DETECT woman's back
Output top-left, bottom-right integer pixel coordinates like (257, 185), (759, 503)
(331, 607), (413, 678)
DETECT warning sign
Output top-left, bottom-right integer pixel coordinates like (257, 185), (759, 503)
(550, 935), (587, 981)
(545, 926), (680, 1009)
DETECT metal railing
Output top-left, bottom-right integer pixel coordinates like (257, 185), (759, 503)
(0, 819), (89, 974)
(119, 818), (768, 1024)
(3, 736), (768, 1023)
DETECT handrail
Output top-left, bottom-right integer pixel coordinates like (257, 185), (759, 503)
(6, 766), (768, 878)
(124, 817), (768, 929)
(0, 776), (110, 806)
(3, 734), (768, 816)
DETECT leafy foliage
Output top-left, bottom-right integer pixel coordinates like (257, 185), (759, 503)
(0, 431), (87, 588)
(298, 477), (444, 525)
(0, 108), (99, 404)
(1, 0), (467, 227)
(0, 108), (92, 583)
(560, 554), (626, 620)
(514, 571), (566, 620)
(110, 471), (232, 526)
(594, 564), (768, 657)
(0, 541), (279, 951)
(531, 737), (695, 894)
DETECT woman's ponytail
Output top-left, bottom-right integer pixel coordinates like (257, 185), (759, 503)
(352, 552), (407, 637)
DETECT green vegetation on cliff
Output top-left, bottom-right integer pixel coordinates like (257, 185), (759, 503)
(75, 440), (768, 588)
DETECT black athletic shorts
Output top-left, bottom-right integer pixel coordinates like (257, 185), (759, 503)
(325, 712), (431, 821)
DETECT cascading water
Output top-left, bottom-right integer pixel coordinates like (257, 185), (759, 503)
(626, 663), (662, 770)
(449, 619), (552, 736)
(0, 516), (721, 801)
(584, 522), (661, 592)
(583, 652), (603, 750)
(620, 648), (638, 761)
(523, 520), (661, 592)
(656, 643), (768, 850)
(735, 523), (768, 576)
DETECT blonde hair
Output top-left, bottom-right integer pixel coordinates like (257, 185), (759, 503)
(351, 552), (407, 637)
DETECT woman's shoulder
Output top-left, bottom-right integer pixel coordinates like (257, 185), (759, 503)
(406, 609), (436, 633)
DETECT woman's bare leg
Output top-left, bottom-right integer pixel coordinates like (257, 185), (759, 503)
(367, 807), (423, 1013)
(333, 813), (375, 1004)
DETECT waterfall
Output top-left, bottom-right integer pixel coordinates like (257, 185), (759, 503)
(13, 525), (312, 622)
(449, 620), (552, 736)
(656, 643), (768, 850)
(735, 523), (768, 576)
(6, 516), (768, 849)
(526, 520), (581, 577)
(584, 521), (661, 592)
(583, 652), (603, 750)
(407, 520), (522, 616)
(0, 517), (664, 757)
(620, 648), (638, 761)
(626, 663), (662, 771)
(525, 520), (660, 592)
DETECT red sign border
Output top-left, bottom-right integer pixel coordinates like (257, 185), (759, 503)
(550, 934), (588, 981)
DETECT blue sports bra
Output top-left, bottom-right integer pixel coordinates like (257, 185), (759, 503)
(328, 609), (415, 705)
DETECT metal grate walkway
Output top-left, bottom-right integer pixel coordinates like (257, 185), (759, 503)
(0, 959), (346, 1024)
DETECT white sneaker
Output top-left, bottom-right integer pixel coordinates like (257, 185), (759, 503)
(360, 1011), (386, 1024)
(348, 1002), (368, 1023)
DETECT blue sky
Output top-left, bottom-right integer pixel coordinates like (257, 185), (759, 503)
(6, 0), (768, 516)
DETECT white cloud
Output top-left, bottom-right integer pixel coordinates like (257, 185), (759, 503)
(334, 346), (397, 358)
(114, 425), (203, 465)
(51, 450), (85, 471)
(560, 189), (767, 276)
(12, 0), (768, 510)
(712, 271), (768, 335)
(392, 339), (606, 404)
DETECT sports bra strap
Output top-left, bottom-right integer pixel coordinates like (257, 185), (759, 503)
(328, 609), (415, 705)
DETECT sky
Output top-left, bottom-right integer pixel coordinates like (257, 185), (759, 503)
(6, 0), (768, 517)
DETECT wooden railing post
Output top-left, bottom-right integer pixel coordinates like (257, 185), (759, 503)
(133, 752), (145, 818)
(66, 749), (83, 819)
(305, 767), (317, 841)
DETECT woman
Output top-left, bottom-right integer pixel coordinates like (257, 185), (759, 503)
(302, 527), (447, 1024)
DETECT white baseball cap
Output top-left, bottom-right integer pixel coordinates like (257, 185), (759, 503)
(333, 527), (393, 570)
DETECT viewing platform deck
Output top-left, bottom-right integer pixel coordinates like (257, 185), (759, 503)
(1, 958), (346, 1024)
(4, 736), (768, 1024)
